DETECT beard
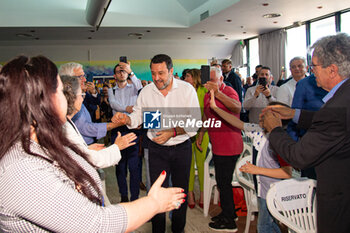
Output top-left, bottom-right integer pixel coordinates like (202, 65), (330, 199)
(156, 75), (172, 90)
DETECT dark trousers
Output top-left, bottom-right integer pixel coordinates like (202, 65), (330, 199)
(148, 138), (192, 233)
(213, 154), (239, 221)
(112, 126), (140, 201)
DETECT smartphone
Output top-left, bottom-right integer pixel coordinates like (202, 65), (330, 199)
(119, 56), (127, 63)
(200, 65), (210, 85)
(258, 77), (267, 87)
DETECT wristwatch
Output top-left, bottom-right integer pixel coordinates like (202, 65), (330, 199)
(129, 71), (134, 77)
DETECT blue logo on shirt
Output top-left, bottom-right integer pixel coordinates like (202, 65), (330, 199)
(143, 110), (161, 129)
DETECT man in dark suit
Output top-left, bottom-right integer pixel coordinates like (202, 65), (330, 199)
(260, 33), (350, 233)
(221, 59), (242, 103)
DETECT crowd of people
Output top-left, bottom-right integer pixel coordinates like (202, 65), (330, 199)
(0, 33), (349, 233)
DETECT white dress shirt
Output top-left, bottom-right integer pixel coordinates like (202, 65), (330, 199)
(243, 85), (279, 123)
(276, 78), (297, 106)
(108, 74), (142, 115)
(128, 78), (201, 146)
(63, 119), (121, 168)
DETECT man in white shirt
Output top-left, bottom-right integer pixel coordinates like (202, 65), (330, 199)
(276, 57), (308, 106)
(243, 67), (279, 123)
(112, 54), (201, 233)
(108, 62), (143, 203)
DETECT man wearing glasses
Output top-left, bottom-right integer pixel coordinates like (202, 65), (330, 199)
(108, 61), (143, 203)
(261, 33), (350, 233)
(59, 62), (119, 145)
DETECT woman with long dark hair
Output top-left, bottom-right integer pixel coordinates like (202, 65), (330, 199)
(0, 55), (185, 232)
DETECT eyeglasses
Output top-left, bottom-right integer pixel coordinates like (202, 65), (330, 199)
(309, 63), (322, 70)
(115, 70), (127, 74)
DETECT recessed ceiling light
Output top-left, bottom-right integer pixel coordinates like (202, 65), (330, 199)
(211, 34), (225, 37)
(16, 33), (34, 38)
(262, 13), (281, 18)
(128, 32), (144, 37)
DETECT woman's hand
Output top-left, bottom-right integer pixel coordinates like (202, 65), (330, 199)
(148, 171), (186, 213)
(114, 132), (137, 150)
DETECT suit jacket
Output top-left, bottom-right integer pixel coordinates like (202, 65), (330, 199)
(223, 70), (242, 103)
(83, 92), (101, 122)
(269, 78), (350, 233)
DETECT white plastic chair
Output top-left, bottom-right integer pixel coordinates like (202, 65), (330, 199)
(266, 178), (317, 233)
(203, 142), (252, 217)
(234, 155), (259, 233)
(203, 143), (218, 217)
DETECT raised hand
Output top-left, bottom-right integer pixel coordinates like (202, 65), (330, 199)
(209, 89), (217, 109)
(114, 132), (137, 150)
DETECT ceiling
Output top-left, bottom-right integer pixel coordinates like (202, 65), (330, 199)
(0, 0), (349, 45)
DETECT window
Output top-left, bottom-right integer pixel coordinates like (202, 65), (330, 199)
(341, 11), (350, 34)
(238, 45), (248, 79)
(310, 16), (336, 46)
(248, 38), (259, 77)
(286, 25), (307, 78)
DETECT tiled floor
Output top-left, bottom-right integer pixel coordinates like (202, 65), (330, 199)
(103, 165), (259, 233)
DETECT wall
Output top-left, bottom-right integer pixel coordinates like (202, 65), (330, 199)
(0, 39), (234, 80)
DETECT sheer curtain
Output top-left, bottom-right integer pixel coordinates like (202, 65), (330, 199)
(258, 29), (287, 83)
(231, 41), (244, 68)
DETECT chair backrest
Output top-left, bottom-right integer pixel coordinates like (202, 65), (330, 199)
(266, 178), (317, 233)
(204, 143), (214, 175)
(234, 155), (254, 190)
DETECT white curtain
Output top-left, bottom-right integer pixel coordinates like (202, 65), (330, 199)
(258, 29), (286, 83)
(231, 41), (243, 68)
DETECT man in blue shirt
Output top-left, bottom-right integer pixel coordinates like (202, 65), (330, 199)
(108, 61), (142, 202)
(59, 62), (119, 145)
(286, 74), (328, 179)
